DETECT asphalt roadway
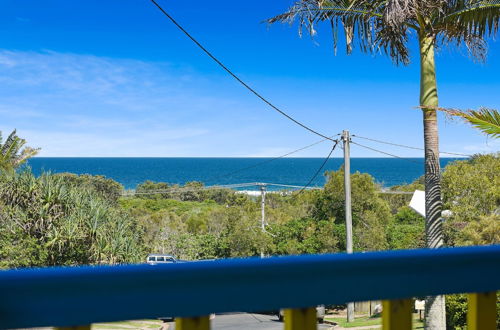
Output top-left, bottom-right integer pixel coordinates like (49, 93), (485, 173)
(163, 313), (332, 329)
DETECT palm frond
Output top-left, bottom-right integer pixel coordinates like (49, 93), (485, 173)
(461, 108), (500, 138)
(268, 0), (500, 65)
(0, 130), (39, 172)
(374, 22), (412, 64)
(14, 147), (40, 167)
(436, 107), (500, 138)
(1, 130), (19, 156)
(267, 0), (412, 64)
(436, 1), (500, 60)
(443, 0), (500, 37)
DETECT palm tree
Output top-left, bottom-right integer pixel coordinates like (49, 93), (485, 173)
(438, 107), (500, 138)
(0, 129), (40, 173)
(267, 1), (499, 328)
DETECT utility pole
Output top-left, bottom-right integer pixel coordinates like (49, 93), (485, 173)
(342, 130), (355, 323)
(260, 183), (266, 232)
(259, 183), (267, 258)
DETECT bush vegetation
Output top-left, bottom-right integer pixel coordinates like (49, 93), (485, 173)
(0, 171), (143, 267)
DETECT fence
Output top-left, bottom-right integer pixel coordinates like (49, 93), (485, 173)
(1, 245), (499, 330)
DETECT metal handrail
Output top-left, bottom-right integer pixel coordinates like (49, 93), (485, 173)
(1, 245), (499, 329)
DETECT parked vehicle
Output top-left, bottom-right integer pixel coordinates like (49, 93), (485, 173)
(278, 306), (325, 323)
(146, 254), (177, 265)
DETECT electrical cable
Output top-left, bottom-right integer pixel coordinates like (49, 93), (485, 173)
(204, 134), (340, 183)
(351, 134), (471, 157)
(294, 140), (339, 196)
(123, 136), (342, 197)
(122, 134), (342, 196)
(149, 0), (335, 142)
(124, 181), (320, 196)
(350, 141), (422, 164)
(124, 182), (259, 196)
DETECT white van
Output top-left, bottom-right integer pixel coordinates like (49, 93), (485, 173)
(146, 254), (177, 265)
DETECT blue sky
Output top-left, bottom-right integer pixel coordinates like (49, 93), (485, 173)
(0, 0), (499, 157)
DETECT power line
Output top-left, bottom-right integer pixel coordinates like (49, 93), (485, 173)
(149, 0), (335, 142)
(123, 182), (258, 196)
(204, 134), (340, 183)
(122, 134), (341, 196)
(266, 182), (321, 189)
(295, 140), (339, 195)
(123, 181), (318, 196)
(350, 141), (422, 164)
(351, 134), (471, 157)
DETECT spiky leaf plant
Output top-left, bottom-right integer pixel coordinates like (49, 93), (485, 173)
(0, 171), (143, 268)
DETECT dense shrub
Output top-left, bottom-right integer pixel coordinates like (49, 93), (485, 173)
(441, 154), (500, 246)
(446, 293), (500, 329)
(56, 173), (124, 203)
(270, 217), (338, 255)
(446, 294), (468, 330)
(135, 180), (243, 205)
(0, 171), (143, 268)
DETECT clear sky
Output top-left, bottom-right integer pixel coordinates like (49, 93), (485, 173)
(0, 0), (499, 157)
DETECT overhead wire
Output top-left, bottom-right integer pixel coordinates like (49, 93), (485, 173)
(204, 134), (340, 183)
(350, 141), (422, 164)
(351, 134), (471, 157)
(123, 181), (319, 196)
(122, 134), (341, 196)
(294, 139), (339, 196)
(149, 0), (335, 142)
(123, 182), (258, 196)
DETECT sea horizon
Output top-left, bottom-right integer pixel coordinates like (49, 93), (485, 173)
(26, 157), (464, 190)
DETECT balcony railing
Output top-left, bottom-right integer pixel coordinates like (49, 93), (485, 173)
(1, 245), (499, 330)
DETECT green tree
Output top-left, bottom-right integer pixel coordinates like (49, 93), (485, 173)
(0, 130), (39, 173)
(270, 217), (338, 255)
(268, 2), (500, 326)
(441, 153), (500, 246)
(314, 168), (392, 251)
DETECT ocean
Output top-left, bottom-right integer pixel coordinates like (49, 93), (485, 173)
(25, 157), (463, 190)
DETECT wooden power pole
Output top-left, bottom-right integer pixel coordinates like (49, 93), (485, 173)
(259, 183), (267, 258)
(342, 130), (355, 322)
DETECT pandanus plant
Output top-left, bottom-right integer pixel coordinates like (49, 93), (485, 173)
(267, 1), (500, 328)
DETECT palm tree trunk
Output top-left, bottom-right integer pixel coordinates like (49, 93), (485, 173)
(419, 34), (446, 330)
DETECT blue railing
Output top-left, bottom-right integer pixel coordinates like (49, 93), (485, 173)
(1, 245), (499, 329)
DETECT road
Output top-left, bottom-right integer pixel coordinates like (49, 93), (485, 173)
(163, 313), (332, 329)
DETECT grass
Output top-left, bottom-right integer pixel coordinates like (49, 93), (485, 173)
(325, 316), (381, 328)
(325, 314), (425, 329)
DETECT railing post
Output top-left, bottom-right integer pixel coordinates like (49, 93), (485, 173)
(468, 292), (497, 330)
(55, 326), (91, 330)
(176, 316), (210, 330)
(382, 299), (412, 330)
(284, 307), (317, 330)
